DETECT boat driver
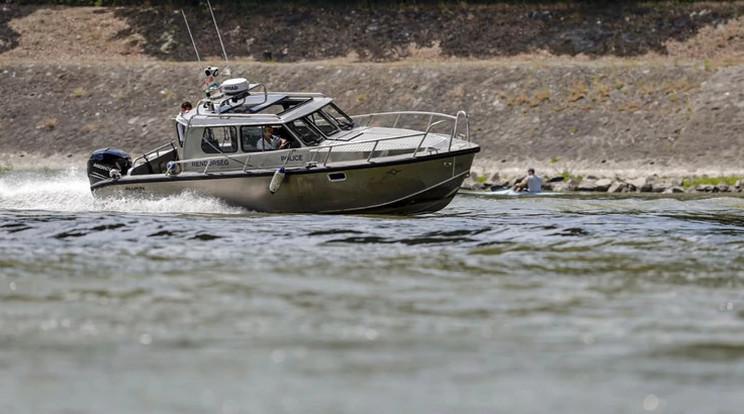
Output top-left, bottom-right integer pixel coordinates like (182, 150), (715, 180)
(256, 126), (289, 151)
(514, 168), (542, 193)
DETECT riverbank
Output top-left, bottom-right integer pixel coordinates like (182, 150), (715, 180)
(1, 4), (743, 188)
(1, 58), (743, 182)
(462, 172), (744, 194)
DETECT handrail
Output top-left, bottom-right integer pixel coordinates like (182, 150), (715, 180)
(413, 120), (447, 158)
(130, 142), (177, 173)
(351, 110), (457, 121)
(350, 110), (468, 149)
(450, 110), (470, 151)
(167, 129), (449, 172)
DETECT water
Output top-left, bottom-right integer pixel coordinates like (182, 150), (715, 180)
(1, 169), (744, 414)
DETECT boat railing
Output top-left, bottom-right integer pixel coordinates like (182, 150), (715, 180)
(165, 125), (455, 175)
(130, 142), (177, 172)
(351, 110), (470, 149)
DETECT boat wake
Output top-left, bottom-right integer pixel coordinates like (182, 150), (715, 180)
(0, 168), (245, 215)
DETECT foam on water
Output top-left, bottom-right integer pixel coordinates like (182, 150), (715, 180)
(0, 168), (245, 214)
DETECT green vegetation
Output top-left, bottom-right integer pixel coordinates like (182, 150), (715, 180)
(70, 87), (87, 98)
(14, 0), (732, 5)
(560, 170), (582, 183)
(0, 165), (11, 175)
(682, 176), (742, 189)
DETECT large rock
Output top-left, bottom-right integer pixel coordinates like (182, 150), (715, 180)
(577, 180), (600, 191)
(607, 181), (628, 193)
(594, 178), (613, 192)
(627, 177), (648, 192)
(663, 186), (685, 193)
(551, 181), (571, 192)
(716, 184), (730, 192)
(696, 184), (715, 192)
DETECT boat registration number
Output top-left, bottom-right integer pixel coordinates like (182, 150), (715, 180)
(191, 159), (230, 167)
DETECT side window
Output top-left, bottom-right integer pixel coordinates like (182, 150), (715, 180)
(288, 118), (323, 145)
(240, 126), (263, 152)
(242, 125), (301, 152)
(201, 127), (238, 153)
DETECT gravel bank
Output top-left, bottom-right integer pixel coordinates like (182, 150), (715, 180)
(1, 59), (742, 179)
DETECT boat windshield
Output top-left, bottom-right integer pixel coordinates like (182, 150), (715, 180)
(307, 111), (339, 136)
(321, 104), (354, 130)
(302, 104), (355, 138)
(287, 118), (324, 145)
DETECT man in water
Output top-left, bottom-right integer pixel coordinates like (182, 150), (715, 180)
(255, 126), (288, 151)
(514, 168), (542, 193)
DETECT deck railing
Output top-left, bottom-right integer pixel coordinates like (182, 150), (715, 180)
(350, 110), (470, 145)
(130, 142), (177, 172)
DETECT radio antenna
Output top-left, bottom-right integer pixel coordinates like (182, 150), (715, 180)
(180, 10), (201, 62)
(206, 0), (229, 65)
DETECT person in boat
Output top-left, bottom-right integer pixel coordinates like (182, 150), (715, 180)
(514, 168), (542, 193)
(177, 101), (193, 146)
(256, 126), (289, 151)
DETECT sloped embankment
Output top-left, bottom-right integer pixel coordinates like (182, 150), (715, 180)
(3, 3), (744, 62)
(1, 60), (742, 177)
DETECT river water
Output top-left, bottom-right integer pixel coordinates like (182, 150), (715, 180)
(1, 169), (743, 414)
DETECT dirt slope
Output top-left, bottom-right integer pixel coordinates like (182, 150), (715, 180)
(0, 3), (743, 178)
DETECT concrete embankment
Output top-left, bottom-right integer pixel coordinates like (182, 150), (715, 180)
(1, 59), (743, 182)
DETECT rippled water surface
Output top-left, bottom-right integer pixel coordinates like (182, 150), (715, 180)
(1, 169), (744, 413)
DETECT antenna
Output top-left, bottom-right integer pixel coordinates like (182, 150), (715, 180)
(180, 10), (201, 62)
(206, 0), (229, 65)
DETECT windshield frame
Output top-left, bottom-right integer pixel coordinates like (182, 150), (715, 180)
(321, 103), (355, 131)
(286, 117), (325, 146)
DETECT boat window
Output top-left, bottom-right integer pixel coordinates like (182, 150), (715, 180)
(287, 118), (324, 145)
(201, 126), (238, 153)
(321, 104), (355, 130)
(240, 126), (263, 151)
(307, 111), (340, 136)
(240, 125), (300, 152)
(251, 97), (312, 115)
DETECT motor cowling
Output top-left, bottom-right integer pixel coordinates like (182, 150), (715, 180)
(87, 148), (132, 185)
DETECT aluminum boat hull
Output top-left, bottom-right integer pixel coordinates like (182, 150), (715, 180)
(91, 149), (478, 214)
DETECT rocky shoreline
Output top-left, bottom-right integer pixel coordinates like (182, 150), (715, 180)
(463, 173), (744, 194)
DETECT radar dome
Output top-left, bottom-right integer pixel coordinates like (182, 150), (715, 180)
(220, 78), (250, 96)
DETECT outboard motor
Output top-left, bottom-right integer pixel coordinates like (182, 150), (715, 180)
(87, 148), (132, 185)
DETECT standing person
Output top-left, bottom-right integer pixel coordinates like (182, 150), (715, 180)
(514, 168), (542, 193)
(176, 101), (193, 147)
(255, 126), (288, 151)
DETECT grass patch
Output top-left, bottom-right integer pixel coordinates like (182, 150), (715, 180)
(561, 170), (583, 183)
(36, 117), (58, 130)
(567, 81), (588, 103)
(70, 87), (88, 98)
(530, 88), (551, 107)
(682, 176), (742, 189)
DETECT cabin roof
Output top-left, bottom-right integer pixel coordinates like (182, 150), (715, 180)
(177, 92), (335, 128)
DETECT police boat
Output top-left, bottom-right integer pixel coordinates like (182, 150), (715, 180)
(87, 72), (479, 214)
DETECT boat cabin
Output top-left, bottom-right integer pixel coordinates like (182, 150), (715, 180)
(168, 79), (357, 173)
